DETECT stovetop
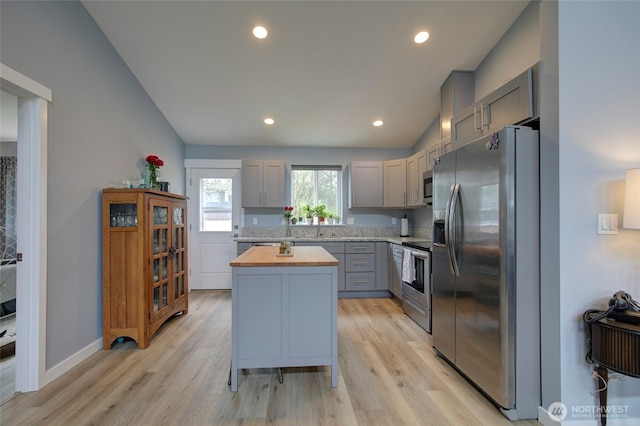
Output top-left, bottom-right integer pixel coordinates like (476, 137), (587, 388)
(402, 240), (432, 251)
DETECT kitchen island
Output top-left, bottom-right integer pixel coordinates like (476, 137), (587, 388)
(229, 245), (339, 391)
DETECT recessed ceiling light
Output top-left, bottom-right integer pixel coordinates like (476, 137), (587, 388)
(253, 26), (268, 39)
(373, 120), (384, 127)
(264, 117), (275, 125)
(414, 31), (430, 44)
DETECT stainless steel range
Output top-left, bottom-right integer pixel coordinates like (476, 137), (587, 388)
(401, 241), (431, 333)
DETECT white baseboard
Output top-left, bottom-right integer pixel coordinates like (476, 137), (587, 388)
(42, 338), (102, 386)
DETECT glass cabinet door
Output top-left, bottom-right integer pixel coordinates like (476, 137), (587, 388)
(172, 204), (187, 300)
(150, 200), (171, 316)
(109, 203), (137, 227)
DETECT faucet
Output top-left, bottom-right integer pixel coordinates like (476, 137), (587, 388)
(316, 219), (323, 238)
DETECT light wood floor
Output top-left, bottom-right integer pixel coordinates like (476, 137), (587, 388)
(0, 291), (540, 425)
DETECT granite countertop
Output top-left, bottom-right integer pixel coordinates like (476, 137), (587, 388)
(235, 236), (431, 245)
(230, 246), (340, 267)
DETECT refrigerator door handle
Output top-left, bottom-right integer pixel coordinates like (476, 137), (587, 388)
(444, 183), (456, 274)
(448, 183), (461, 276)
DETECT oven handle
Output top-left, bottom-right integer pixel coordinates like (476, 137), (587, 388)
(410, 250), (430, 260)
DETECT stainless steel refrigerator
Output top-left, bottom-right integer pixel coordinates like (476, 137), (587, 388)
(432, 126), (540, 420)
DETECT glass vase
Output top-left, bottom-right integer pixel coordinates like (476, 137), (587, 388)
(150, 169), (159, 189)
(285, 218), (291, 238)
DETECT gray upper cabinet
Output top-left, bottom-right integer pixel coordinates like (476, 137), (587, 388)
(383, 158), (407, 207)
(440, 70), (475, 140)
(242, 160), (285, 207)
(349, 161), (383, 208)
(406, 149), (427, 206)
(452, 66), (535, 150)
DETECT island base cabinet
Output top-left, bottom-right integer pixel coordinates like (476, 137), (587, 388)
(231, 266), (338, 391)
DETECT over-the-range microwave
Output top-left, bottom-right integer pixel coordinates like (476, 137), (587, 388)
(423, 171), (433, 205)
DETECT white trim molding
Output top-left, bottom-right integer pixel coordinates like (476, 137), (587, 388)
(0, 64), (52, 102)
(1, 63), (50, 392)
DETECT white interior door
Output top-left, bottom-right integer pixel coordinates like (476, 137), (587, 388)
(188, 167), (241, 290)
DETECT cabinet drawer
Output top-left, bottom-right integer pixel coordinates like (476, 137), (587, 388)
(346, 254), (375, 272)
(345, 272), (376, 291)
(296, 241), (345, 254)
(346, 242), (375, 254)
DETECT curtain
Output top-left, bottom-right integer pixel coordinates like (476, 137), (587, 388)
(0, 157), (17, 263)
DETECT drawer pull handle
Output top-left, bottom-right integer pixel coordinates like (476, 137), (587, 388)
(353, 280), (368, 284)
(353, 261), (368, 265)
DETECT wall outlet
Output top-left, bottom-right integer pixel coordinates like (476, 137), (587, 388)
(252, 217), (258, 225)
(347, 217), (355, 225)
(597, 213), (618, 234)
(392, 217), (397, 225)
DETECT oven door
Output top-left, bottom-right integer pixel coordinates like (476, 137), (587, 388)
(402, 249), (432, 333)
(402, 250), (431, 309)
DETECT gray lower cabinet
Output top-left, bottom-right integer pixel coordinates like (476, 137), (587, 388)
(238, 240), (392, 295)
(296, 242), (346, 291)
(230, 264), (338, 391)
(345, 242), (375, 291)
(389, 243), (404, 298)
(237, 242), (253, 255)
(375, 242), (389, 291)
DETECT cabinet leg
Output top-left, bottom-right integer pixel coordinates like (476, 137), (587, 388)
(597, 366), (608, 426)
(276, 368), (283, 384)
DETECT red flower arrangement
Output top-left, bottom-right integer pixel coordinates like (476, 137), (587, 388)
(145, 155), (164, 172)
(145, 155), (164, 189)
(282, 206), (294, 219)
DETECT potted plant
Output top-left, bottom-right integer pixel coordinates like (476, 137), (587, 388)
(314, 204), (327, 224)
(301, 204), (314, 225)
(333, 214), (341, 224)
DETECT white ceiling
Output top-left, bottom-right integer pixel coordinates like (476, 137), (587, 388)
(83, 0), (529, 149)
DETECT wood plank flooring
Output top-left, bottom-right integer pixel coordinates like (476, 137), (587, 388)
(0, 291), (540, 425)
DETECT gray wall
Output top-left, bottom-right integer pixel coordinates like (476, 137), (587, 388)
(1, 1), (185, 368)
(556, 0), (640, 419)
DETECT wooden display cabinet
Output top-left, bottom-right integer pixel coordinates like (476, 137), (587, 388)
(102, 188), (188, 349)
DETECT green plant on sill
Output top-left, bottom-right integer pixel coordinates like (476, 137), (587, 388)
(301, 204), (314, 218)
(313, 204), (327, 219)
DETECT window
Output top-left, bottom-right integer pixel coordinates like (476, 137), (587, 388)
(291, 166), (341, 222)
(199, 177), (232, 231)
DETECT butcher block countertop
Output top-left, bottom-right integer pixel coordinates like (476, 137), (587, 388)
(230, 246), (339, 267)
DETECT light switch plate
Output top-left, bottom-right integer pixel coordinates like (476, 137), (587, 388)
(392, 217), (397, 225)
(252, 217), (258, 225)
(347, 217), (355, 225)
(597, 213), (618, 234)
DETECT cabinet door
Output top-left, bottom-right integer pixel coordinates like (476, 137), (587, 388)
(263, 161), (285, 207)
(241, 160), (262, 207)
(149, 198), (172, 321)
(415, 149), (428, 203)
(389, 244), (404, 298)
(375, 242), (389, 291)
(484, 68), (534, 132)
(171, 201), (188, 306)
(406, 154), (419, 206)
(427, 145), (440, 172)
(383, 159), (407, 207)
(451, 102), (483, 149)
(349, 161), (383, 208)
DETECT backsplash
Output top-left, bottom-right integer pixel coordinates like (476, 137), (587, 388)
(242, 225), (432, 239)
